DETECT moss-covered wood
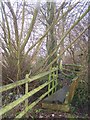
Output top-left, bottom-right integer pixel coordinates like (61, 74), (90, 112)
(55, 67), (58, 92)
(0, 80), (53, 116)
(48, 68), (51, 96)
(62, 68), (80, 74)
(65, 77), (79, 103)
(15, 85), (58, 118)
(25, 74), (29, 111)
(0, 68), (58, 93)
(0, 67), (79, 117)
(42, 103), (70, 112)
(52, 70), (55, 94)
(63, 64), (82, 67)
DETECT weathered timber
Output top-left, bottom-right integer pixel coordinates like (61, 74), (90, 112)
(65, 77), (79, 103)
(0, 80), (53, 116)
(0, 68), (58, 93)
(63, 64), (82, 67)
(25, 74), (29, 111)
(55, 67), (58, 92)
(42, 103), (70, 112)
(48, 72), (51, 96)
(62, 68), (80, 74)
(52, 70), (55, 94)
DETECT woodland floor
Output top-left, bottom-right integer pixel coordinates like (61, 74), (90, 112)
(2, 94), (89, 119)
(26, 102), (89, 119)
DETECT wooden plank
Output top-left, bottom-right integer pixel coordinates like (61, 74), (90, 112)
(65, 77), (79, 103)
(42, 103), (70, 112)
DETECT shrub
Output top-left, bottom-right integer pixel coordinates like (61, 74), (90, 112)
(71, 80), (88, 115)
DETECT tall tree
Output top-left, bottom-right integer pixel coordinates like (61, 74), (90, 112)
(46, 1), (57, 67)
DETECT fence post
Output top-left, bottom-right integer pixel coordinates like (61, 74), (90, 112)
(52, 67), (55, 94)
(25, 74), (29, 111)
(48, 67), (51, 96)
(55, 66), (58, 92)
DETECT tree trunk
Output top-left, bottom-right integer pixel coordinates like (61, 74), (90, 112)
(46, 2), (57, 67)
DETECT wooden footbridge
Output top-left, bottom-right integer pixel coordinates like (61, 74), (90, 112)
(0, 64), (82, 118)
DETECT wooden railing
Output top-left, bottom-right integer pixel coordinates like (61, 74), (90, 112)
(0, 64), (82, 118)
(0, 67), (58, 118)
(63, 64), (82, 72)
(61, 64), (82, 77)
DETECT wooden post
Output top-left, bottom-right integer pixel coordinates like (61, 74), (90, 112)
(25, 74), (29, 111)
(55, 66), (58, 92)
(52, 68), (55, 94)
(60, 60), (63, 71)
(48, 67), (51, 96)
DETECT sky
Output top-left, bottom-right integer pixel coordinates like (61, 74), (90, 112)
(2, 0), (89, 3)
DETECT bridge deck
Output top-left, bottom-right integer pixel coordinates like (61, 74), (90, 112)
(42, 85), (70, 112)
(43, 85), (69, 103)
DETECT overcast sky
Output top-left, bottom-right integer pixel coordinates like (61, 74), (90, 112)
(3, 0), (89, 3)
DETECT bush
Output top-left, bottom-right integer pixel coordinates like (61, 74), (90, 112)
(71, 80), (88, 115)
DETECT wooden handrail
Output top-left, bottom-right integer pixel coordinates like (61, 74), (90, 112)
(0, 67), (58, 118)
(63, 64), (82, 67)
(0, 66), (80, 118)
(0, 68), (58, 93)
(15, 84), (58, 118)
(0, 80), (54, 116)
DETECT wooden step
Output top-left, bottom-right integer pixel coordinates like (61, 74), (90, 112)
(42, 103), (70, 112)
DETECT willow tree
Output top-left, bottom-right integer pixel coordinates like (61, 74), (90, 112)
(1, 0), (40, 83)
